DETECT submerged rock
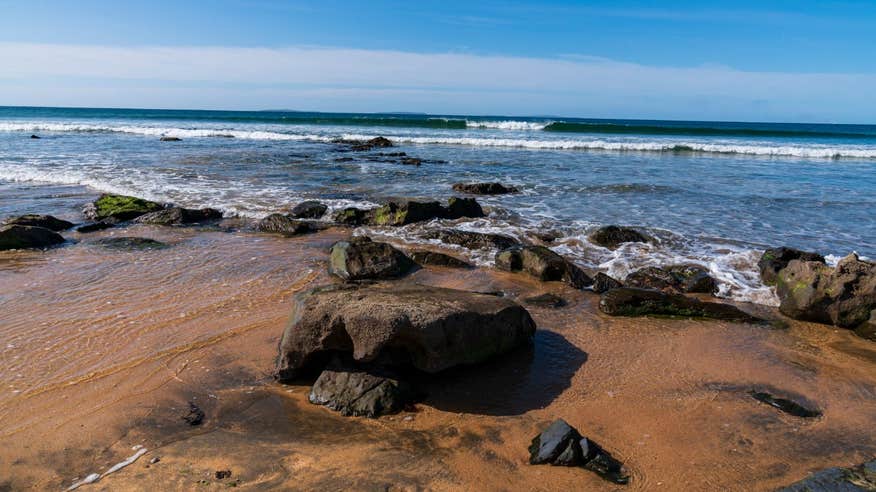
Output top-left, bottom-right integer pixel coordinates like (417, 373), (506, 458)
(495, 246), (592, 289)
(276, 283), (536, 380)
(528, 419), (628, 484)
(329, 236), (415, 281)
(3, 214), (73, 231)
(758, 246), (825, 285)
(776, 254), (876, 328)
(778, 459), (876, 491)
(309, 359), (417, 418)
(599, 288), (762, 322)
(84, 194), (163, 221)
(256, 214), (320, 236)
(0, 224), (65, 250)
(592, 272), (623, 294)
(409, 250), (472, 268)
(625, 265), (717, 294)
(97, 237), (168, 250)
(290, 201), (328, 219)
(136, 207), (222, 225)
(452, 182), (519, 195)
(589, 225), (650, 250)
(424, 229), (519, 251)
(523, 293), (567, 308)
(749, 391), (822, 418)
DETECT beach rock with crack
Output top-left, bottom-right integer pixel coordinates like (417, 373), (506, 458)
(3, 214), (74, 231)
(329, 236), (415, 281)
(528, 419), (628, 484)
(778, 459), (876, 491)
(423, 229), (519, 251)
(758, 246), (825, 285)
(308, 358), (417, 418)
(592, 272), (623, 294)
(84, 194), (164, 222)
(495, 245), (592, 288)
(289, 201), (328, 219)
(588, 225), (650, 250)
(625, 265), (717, 294)
(452, 182), (519, 195)
(136, 207), (222, 226)
(256, 214), (321, 236)
(276, 283), (537, 380)
(0, 224), (66, 250)
(409, 250), (472, 268)
(599, 287), (762, 322)
(776, 253), (876, 329)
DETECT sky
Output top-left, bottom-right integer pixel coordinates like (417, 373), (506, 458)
(1, 0), (875, 122)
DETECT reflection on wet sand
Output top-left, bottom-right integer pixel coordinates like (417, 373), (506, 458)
(1, 227), (875, 491)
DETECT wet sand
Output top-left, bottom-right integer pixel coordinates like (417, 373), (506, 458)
(2, 225), (876, 491)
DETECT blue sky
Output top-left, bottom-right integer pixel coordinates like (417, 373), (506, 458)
(1, 0), (875, 122)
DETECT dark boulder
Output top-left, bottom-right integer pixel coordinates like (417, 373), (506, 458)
(592, 272), (623, 294)
(0, 224), (65, 250)
(409, 250), (472, 268)
(349, 136), (394, 151)
(97, 237), (167, 250)
(256, 214), (320, 236)
(424, 229), (519, 251)
(182, 402), (204, 426)
(290, 201), (328, 219)
(76, 221), (115, 233)
(332, 207), (372, 226)
(776, 254), (876, 328)
(452, 182), (519, 195)
(444, 197), (485, 219)
(276, 283), (536, 380)
(3, 214), (74, 231)
(589, 225), (650, 250)
(778, 459), (876, 491)
(84, 194), (163, 221)
(328, 237), (415, 281)
(599, 288), (762, 323)
(309, 359), (417, 418)
(495, 246), (592, 289)
(30, 134), (40, 139)
(160, 136), (182, 142)
(371, 200), (446, 226)
(758, 246), (825, 285)
(625, 265), (717, 294)
(528, 419), (628, 484)
(136, 207), (222, 226)
(523, 293), (567, 308)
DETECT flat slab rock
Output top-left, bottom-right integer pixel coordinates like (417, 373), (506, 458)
(599, 287), (762, 323)
(276, 284), (536, 380)
(529, 419), (628, 484)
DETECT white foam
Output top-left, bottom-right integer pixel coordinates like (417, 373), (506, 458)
(467, 120), (549, 131)
(67, 448), (147, 490)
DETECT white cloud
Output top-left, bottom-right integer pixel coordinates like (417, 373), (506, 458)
(1, 42), (874, 122)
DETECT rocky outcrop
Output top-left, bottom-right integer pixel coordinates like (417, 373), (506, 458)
(3, 214), (73, 231)
(333, 207), (372, 226)
(328, 237), (415, 281)
(423, 229), (519, 251)
(84, 194), (163, 221)
(778, 460), (876, 491)
(776, 253), (876, 329)
(588, 225), (650, 250)
(97, 237), (167, 250)
(256, 214), (320, 236)
(625, 265), (717, 294)
(452, 182), (519, 195)
(0, 225), (65, 250)
(290, 201), (328, 219)
(495, 246), (592, 288)
(276, 284), (536, 380)
(599, 288), (762, 322)
(592, 272), (623, 294)
(136, 207), (222, 226)
(409, 250), (472, 268)
(529, 419), (628, 484)
(758, 247), (825, 285)
(309, 359), (416, 418)
(346, 136), (394, 151)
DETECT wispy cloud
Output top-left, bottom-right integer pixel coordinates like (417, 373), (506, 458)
(1, 42), (874, 122)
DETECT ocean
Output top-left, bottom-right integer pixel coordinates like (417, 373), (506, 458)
(1, 106), (874, 305)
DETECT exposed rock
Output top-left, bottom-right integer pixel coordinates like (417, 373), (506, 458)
(625, 265), (717, 294)
(495, 246), (592, 288)
(214, 470), (232, 480)
(290, 201), (328, 219)
(349, 136), (394, 151)
(256, 214), (320, 236)
(424, 229), (519, 251)
(445, 197), (485, 219)
(523, 293), (566, 308)
(528, 419), (628, 484)
(749, 391), (821, 418)
(0, 224), (65, 250)
(160, 136), (182, 142)
(589, 225), (650, 250)
(758, 246), (825, 285)
(76, 221), (114, 233)
(452, 182), (519, 195)
(856, 311), (876, 341)
(30, 134), (40, 139)
(4, 214), (73, 231)
(599, 288), (762, 323)
(97, 237), (168, 250)
(776, 254), (876, 328)
(181, 402), (204, 426)
(84, 194), (163, 221)
(276, 284), (536, 380)
(592, 272), (623, 294)
(778, 459), (876, 491)
(136, 207), (222, 226)
(309, 359), (417, 418)
(371, 200), (446, 226)
(333, 207), (372, 226)
(329, 237), (415, 281)
(409, 250), (472, 268)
